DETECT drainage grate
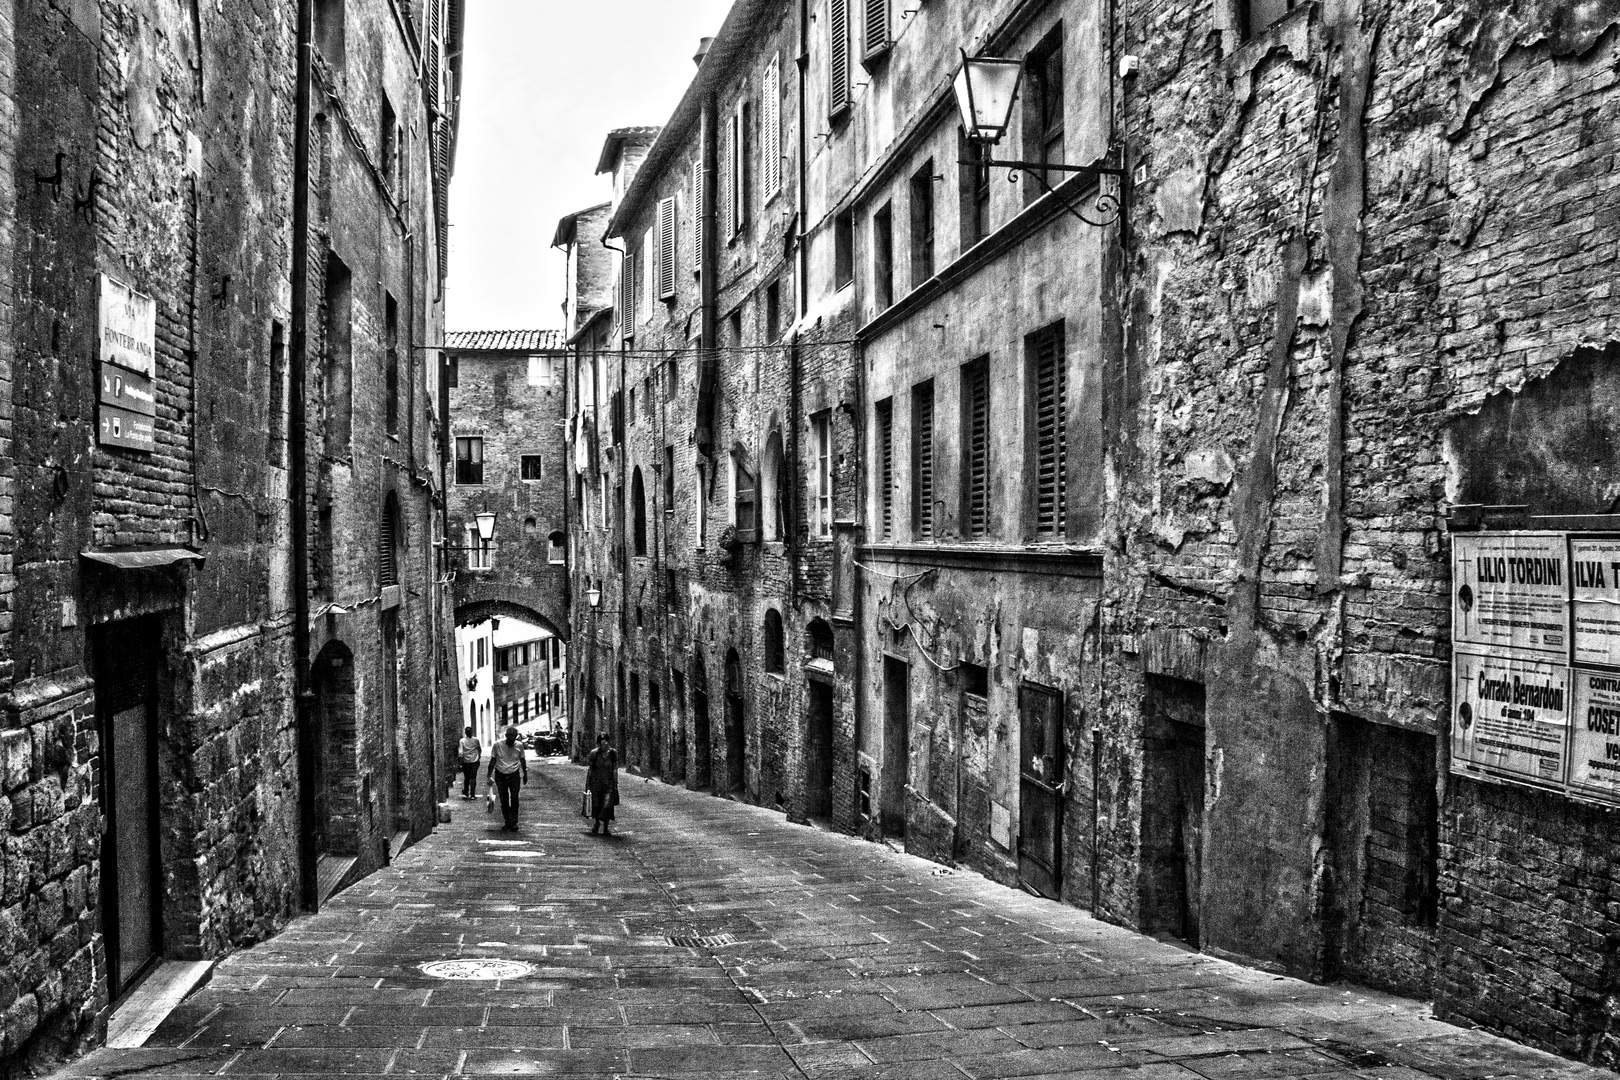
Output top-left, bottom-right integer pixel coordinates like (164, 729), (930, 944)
(667, 933), (737, 949)
(419, 959), (535, 980)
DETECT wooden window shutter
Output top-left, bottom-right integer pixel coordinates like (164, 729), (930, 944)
(877, 398), (894, 539)
(621, 251), (636, 339)
(762, 56), (781, 199)
(378, 503), (398, 587)
(731, 101), (747, 234)
(828, 0), (850, 118)
(912, 382), (933, 539)
(658, 197), (676, 300)
(1031, 325), (1067, 535)
(863, 0), (890, 60)
(964, 358), (989, 538)
(720, 118), (734, 240)
(691, 156), (704, 272)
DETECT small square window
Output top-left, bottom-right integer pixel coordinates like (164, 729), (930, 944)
(520, 455), (543, 481)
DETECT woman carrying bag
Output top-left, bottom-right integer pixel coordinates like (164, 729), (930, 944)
(583, 732), (619, 836)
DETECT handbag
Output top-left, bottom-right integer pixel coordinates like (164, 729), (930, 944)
(580, 791), (591, 817)
(485, 789), (495, 814)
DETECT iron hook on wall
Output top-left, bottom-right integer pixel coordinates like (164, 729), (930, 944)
(34, 151), (66, 201)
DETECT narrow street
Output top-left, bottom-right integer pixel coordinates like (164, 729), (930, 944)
(60, 764), (1601, 1080)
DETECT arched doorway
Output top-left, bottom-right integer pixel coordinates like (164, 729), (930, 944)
(724, 648), (746, 796)
(308, 640), (358, 902)
(691, 656), (712, 791)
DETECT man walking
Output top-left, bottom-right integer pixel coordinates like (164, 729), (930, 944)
(487, 725), (528, 831)
(458, 726), (482, 799)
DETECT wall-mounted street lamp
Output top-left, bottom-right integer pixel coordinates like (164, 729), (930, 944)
(474, 511), (497, 543)
(953, 49), (1126, 227)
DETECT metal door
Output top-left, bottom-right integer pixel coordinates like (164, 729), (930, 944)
(1018, 683), (1065, 898)
(97, 622), (161, 997)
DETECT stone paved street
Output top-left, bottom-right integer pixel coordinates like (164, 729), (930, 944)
(55, 762), (1606, 1080)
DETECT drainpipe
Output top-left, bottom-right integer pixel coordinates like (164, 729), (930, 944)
(289, 0), (317, 912)
(696, 94), (719, 458)
(795, 0), (809, 321)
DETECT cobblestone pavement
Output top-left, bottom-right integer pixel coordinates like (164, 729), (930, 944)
(57, 761), (1605, 1080)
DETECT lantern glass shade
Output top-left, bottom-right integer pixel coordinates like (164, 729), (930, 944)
(953, 53), (1024, 145)
(585, 587), (602, 609)
(475, 511), (497, 542)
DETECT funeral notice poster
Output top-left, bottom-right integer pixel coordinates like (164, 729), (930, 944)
(1451, 532), (1569, 661)
(1569, 668), (1620, 798)
(1570, 536), (1620, 669)
(1452, 648), (1570, 789)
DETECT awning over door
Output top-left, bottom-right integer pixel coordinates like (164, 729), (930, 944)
(81, 548), (206, 570)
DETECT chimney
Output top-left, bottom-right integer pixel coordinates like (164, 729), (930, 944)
(694, 37), (714, 66)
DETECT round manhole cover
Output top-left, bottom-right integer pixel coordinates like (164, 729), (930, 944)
(420, 959), (534, 980)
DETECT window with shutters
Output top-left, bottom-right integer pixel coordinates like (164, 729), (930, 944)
(812, 411), (833, 538)
(911, 381), (934, 540)
(909, 161), (935, 288)
(873, 203), (894, 311)
(729, 101), (748, 237)
(1027, 322), (1067, 536)
(766, 280), (781, 342)
(762, 55), (782, 202)
(827, 0), (851, 119)
(620, 250), (637, 339)
(961, 356), (989, 538)
(862, 0), (891, 64)
(379, 493), (400, 587)
(959, 127), (991, 248)
(384, 292), (399, 436)
(380, 95), (397, 189)
(876, 397), (894, 539)
(1023, 25), (1066, 201)
(732, 450), (758, 542)
(657, 197), (677, 300)
(834, 208), (854, 290)
(455, 436), (484, 485)
(691, 157), (705, 275)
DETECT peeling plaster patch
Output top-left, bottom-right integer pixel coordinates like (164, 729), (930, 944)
(1448, 0), (1620, 135)
(1156, 157), (1207, 236)
(1183, 447), (1235, 488)
(1296, 269), (1333, 328)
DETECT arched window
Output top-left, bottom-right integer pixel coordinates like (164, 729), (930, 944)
(807, 618), (835, 661)
(763, 609), (785, 674)
(379, 491), (401, 588)
(761, 428), (785, 541)
(523, 516), (538, 540)
(548, 531), (566, 565)
(632, 466), (648, 556)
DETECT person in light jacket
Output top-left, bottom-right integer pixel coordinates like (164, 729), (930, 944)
(458, 727), (482, 799)
(585, 732), (619, 836)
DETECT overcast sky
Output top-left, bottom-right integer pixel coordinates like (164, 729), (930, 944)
(445, 0), (735, 333)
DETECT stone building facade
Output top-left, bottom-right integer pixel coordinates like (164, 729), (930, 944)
(0, 0), (463, 1070)
(443, 330), (570, 687)
(562, 0), (1620, 1068)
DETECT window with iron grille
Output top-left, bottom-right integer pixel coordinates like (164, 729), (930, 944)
(455, 436), (484, 485)
(876, 397), (894, 539)
(828, 0), (851, 118)
(1023, 25), (1065, 201)
(961, 356), (989, 538)
(959, 128), (991, 248)
(910, 162), (935, 288)
(1027, 322), (1067, 536)
(911, 381), (934, 540)
(520, 455), (543, 481)
(873, 203), (894, 311)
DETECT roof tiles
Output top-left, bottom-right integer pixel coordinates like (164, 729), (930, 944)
(444, 330), (566, 353)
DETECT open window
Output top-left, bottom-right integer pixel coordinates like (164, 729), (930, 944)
(763, 609), (785, 674)
(761, 427), (785, 541)
(731, 447), (758, 543)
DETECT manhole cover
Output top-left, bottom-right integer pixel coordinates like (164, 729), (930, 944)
(420, 959), (535, 980)
(667, 933), (737, 949)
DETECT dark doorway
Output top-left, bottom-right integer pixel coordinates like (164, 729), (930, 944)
(1140, 674), (1206, 946)
(692, 658), (713, 791)
(648, 681), (664, 777)
(881, 655), (910, 837)
(669, 670), (688, 783)
(381, 608), (405, 840)
(1018, 682), (1065, 899)
(309, 641), (359, 903)
(724, 648), (746, 795)
(806, 679), (835, 820)
(95, 618), (163, 999)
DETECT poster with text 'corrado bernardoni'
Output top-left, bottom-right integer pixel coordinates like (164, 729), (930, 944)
(1452, 648), (1569, 789)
